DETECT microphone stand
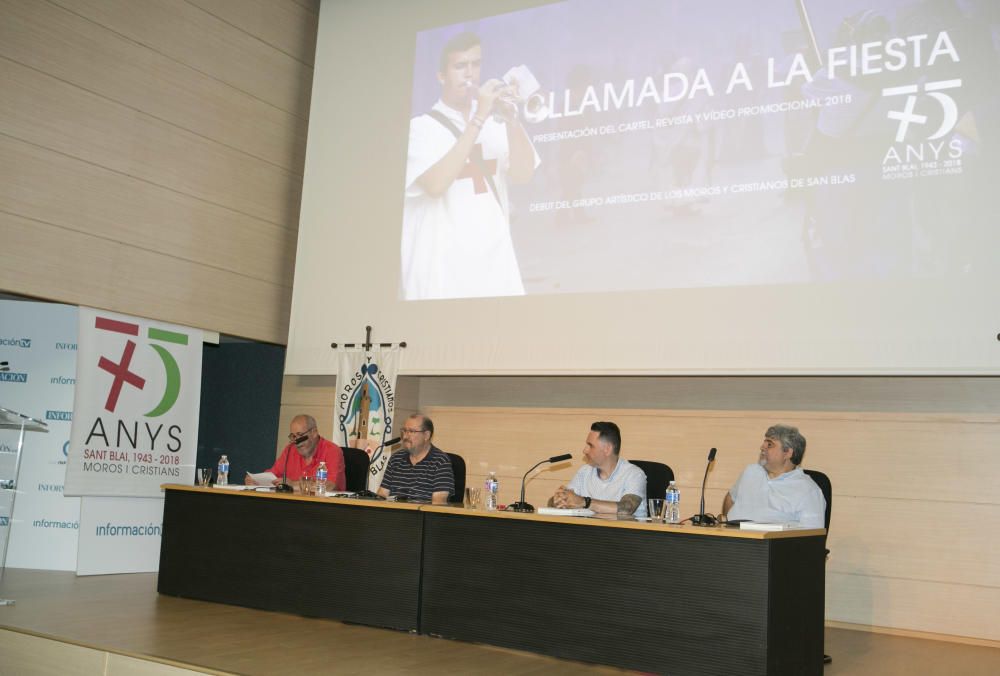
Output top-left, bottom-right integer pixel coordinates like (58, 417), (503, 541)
(508, 453), (572, 513)
(691, 448), (718, 526)
(275, 436), (304, 493)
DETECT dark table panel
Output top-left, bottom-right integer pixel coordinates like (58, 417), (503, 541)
(158, 487), (423, 631)
(420, 512), (825, 676)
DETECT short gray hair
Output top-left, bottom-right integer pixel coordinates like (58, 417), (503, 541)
(765, 424), (806, 465)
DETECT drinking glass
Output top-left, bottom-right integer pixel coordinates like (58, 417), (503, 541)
(197, 468), (212, 487)
(299, 475), (315, 496)
(647, 498), (667, 522)
(464, 487), (482, 509)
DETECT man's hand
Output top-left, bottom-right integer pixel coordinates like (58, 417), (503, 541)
(476, 78), (507, 120)
(551, 485), (585, 509)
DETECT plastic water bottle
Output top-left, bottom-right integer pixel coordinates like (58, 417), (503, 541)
(217, 454), (230, 486)
(485, 471), (499, 511)
(316, 461), (328, 495)
(665, 480), (680, 524)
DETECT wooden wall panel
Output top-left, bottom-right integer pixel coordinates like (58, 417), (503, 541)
(0, 213), (291, 344)
(828, 497), (1000, 586)
(54, 0), (315, 115)
(417, 375), (1000, 414)
(0, 136), (294, 287)
(1, 58), (301, 227)
(188, 0), (319, 66)
(422, 406), (784, 507)
(797, 418), (998, 503)
(424, 406), (1000, 501)
(827, 574), (1000, 641)
(0, 0), (307, 171)
(0, 0), (315, 342)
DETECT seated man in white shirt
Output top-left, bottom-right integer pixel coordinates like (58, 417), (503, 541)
(721, 424), (826, 528)
(550, 421), (647, 517)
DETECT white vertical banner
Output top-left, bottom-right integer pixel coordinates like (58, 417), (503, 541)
(0, 301), (80, 570)
(76, 497), (164, 575)
(65, 308), (201, 575)
(64, 308), (201, 497)
(333, 348), (399, 491)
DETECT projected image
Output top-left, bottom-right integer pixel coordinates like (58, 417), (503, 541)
(401, 0), (999, 300)
(402, 31), (540, 300)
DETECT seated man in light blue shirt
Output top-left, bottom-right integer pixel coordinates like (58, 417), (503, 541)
(550, 421), (647, 517)
(722, 424), (826, 528)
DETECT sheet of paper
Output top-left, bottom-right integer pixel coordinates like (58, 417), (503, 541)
(739, 521), (803, 531)
(246, 471), (278, 486)
(536, 507), (595, 517)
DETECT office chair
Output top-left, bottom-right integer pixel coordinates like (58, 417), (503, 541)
(804, 468), (833, 666)
(341, 447), (371, 493)
(630, 460), (674, 501)
(446, 452), (466, 504)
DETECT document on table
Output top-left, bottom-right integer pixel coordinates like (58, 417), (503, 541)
(246, 471), (278, 486)
(537, 507), (595, 517)
(739, 521), (804, 531)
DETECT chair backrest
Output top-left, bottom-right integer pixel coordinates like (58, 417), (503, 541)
(803, 468), (832, 550)
(629, 460), (674, 500)
(342, 447), (371, 493)
(446, 452), (466, 503)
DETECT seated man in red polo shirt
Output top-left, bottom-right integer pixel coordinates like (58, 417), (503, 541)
(246, 414), (345, 492)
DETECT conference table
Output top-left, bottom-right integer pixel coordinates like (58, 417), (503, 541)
(158, 485), (424, 630)
(158, 485), (826, 676)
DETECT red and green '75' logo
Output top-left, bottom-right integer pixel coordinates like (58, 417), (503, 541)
(95, 316), (188, 417)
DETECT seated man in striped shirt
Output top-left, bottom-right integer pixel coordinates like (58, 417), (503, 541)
(377, 413), (455, 504)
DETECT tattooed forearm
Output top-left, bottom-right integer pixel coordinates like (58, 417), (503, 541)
(617, 494), (641, 516)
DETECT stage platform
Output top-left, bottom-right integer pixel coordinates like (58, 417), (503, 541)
(0, 569), (629, 675)
(2, 569), (999, 675)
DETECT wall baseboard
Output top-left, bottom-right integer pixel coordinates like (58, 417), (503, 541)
(826, 620), (1000, 649)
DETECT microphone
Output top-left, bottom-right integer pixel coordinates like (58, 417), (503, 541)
(508, 453), (572, 513)
(691, 447), (717, 526)
(276, 434), (308, 493)
(382, 437), (401, 447)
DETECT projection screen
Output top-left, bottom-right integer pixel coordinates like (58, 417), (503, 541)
(287, 0), (1000, 375)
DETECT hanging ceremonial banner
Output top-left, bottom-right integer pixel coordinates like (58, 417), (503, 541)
(64, 308), (201, 497)
(333, 348), (399, 491)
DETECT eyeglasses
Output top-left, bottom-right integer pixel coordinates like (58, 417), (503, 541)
(287, 428), (315, 441)
(400, 427), (427, 436)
